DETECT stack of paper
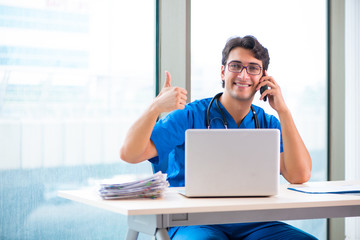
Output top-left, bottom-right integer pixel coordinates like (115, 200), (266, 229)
(98, 171), (169, 200)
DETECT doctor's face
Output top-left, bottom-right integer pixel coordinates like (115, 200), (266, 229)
(221, 47), (263, 102)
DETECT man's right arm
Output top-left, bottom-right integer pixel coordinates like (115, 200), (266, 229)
(120, 71), (188, 164)
(120, 103), (161, 163)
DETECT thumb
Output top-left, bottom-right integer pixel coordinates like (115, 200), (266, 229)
(163, 71), (171, 88)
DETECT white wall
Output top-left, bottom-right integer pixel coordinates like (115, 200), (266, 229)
(345, 0), (360, 238)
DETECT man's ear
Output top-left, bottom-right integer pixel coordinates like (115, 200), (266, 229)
(221, 65), (225, 80)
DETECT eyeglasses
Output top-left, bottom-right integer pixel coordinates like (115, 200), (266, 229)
(227, 61), (262, 75)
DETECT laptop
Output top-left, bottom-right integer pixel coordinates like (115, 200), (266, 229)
(182, 129), (280, 197)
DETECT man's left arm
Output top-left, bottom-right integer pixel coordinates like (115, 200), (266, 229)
(278, 110), (312, 183)
(258, 71), (312, 184)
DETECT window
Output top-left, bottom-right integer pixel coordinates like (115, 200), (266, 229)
(0, 1), (154, 239)
(191, 0), (328, 239)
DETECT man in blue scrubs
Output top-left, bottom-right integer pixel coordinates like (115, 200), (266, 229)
(120, 36), (317, 239)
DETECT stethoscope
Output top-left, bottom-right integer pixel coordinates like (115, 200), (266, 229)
(205, 92), (259, 129)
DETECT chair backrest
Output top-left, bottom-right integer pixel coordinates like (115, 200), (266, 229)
(151, 156), (168, 174)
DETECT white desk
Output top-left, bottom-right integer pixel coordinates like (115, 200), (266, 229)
(58, 180), (360, 240)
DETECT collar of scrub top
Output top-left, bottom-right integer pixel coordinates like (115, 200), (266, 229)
(206, 92), (259, 129)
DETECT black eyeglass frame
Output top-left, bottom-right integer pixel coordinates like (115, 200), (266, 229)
(227, 60), (263, 75)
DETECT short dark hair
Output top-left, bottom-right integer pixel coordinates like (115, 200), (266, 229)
(221, 35), (270, 87)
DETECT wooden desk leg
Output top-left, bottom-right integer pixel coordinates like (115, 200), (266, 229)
(155, 228), (170, 240)
(126, 229), (139, 240)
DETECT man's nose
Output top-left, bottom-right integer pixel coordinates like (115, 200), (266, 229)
(237, 68), (249, 79)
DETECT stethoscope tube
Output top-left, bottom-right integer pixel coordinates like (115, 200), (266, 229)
(205, 92), (259, 129)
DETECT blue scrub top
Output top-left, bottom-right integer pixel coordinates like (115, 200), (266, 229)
(149, 97), (283, 187)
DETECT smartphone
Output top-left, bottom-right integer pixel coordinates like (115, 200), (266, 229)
(260, 85), (268, 102)
(260, 71), (268, 102)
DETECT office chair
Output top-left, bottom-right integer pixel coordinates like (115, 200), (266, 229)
(151, 157), (169, 240)
(151, 156), (168, 174)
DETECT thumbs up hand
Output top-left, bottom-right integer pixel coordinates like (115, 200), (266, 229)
(153, 71), (188, 113)
(163, 71), (172, 88)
